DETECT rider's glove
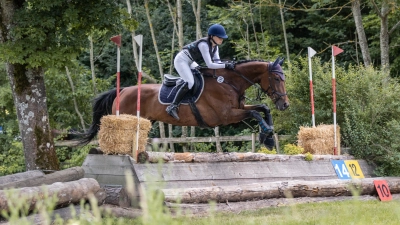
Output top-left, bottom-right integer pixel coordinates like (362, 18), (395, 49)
(225, 63), (235, 70)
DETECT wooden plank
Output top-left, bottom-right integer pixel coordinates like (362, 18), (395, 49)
(133, 161), (344, 183)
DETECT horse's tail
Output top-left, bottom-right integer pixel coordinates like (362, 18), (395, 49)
(78, 89), (120, 146)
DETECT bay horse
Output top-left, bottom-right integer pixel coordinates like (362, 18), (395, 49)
(80, 57), (289, 149)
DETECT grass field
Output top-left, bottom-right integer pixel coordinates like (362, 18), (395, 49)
(120, 198), (400, 225)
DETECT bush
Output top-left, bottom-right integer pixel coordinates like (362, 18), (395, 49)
(283, 144), (304, 155)
(304, 152), (313, 161)
(257, 147), (277, 154)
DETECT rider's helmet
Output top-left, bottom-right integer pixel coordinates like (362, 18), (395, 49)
(208, 24), (228, 39)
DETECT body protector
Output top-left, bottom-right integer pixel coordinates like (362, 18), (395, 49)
(183, 37), (218, 64)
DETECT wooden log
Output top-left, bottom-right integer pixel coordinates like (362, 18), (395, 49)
(100, 204), (142, 219)
(0, 178), (101, 213)
(103, 186), (131, 207)
(160, 177), (400, 203)
(0, 170), (45, 190)
(0, 205), (94, 225)
(0, 167), (85, 190)
(140, 151), (354, 163)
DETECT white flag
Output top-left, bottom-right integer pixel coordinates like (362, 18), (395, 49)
(134, 35), (143, 47)
(308, 47), (317, 58)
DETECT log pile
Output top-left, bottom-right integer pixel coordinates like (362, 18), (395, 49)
(0, 167), (142, 224)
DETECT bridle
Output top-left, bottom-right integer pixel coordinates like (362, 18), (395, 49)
(264, 62), (287, 103)
(231, 61), (287, 103)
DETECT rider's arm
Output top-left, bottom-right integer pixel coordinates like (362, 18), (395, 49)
(213, 48), (222, 63)
(198, 42), (225, 69)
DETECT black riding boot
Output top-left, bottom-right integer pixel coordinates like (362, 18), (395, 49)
(166, 82), (190, 120)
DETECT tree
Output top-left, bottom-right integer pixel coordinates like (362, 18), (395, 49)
(351, 0), (372, 66)
(370, 0), (400, 71)
(0, 0), (122, 171)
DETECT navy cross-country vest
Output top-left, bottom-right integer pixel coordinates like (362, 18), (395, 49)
(182, 37), (218, 64)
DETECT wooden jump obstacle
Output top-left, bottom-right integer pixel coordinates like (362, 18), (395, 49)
(82, 152), (387, 208)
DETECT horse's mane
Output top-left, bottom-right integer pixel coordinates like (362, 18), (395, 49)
(234, 59), (266, 65)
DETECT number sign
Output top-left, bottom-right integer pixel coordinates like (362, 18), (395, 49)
(345, 160), (365, 179)
(373, 180), (392, 201)
(331, 160), (351, 179)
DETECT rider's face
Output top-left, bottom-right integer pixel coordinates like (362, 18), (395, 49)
(212, 36), (224, 46)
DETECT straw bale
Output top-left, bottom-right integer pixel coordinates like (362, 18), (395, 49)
(297, 124), (341, 155)
(98, 114), (152, 156)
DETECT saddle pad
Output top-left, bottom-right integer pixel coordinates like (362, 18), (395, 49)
(158, 69), (204, 105)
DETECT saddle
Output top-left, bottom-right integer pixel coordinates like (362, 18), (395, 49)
(158, 69), (204, 105)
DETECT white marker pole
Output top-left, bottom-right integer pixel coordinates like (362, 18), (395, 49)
(133, 35), (143, 161)
(308, 47), (317, 127)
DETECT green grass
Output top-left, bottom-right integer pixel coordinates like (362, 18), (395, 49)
(117, 198), (400, 225)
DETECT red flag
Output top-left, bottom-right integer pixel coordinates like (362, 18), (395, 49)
(110, 35), (121, 47)
(332, 45), (343, 56)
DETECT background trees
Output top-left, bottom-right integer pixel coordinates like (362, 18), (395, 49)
(0, 0), (399, 175)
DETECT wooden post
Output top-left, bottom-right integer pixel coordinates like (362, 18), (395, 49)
(215, 127), (222, 152)
(274, 133), (280, 153)
(251, 133), (256, 152)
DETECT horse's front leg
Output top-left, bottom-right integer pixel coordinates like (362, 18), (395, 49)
(244, 104), (273, 127)
(229, 108), (275, 150)
(244, 106), (275, 150)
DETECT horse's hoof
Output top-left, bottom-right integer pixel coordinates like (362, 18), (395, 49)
(259, 133), (275, 150)
(263, 137), (275, 150)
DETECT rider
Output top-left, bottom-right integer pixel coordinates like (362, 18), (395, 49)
(166, 24), (235, 120)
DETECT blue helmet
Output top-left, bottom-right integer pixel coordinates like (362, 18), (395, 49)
(208, 24), (228, 39)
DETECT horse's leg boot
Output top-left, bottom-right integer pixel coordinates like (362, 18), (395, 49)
(166, 82), (190, 120)
(259, 132), (275, 150)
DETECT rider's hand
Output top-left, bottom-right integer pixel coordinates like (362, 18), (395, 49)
(225, 63), (235, 70)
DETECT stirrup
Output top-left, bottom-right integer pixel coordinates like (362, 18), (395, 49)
(166, 104), (180, 120)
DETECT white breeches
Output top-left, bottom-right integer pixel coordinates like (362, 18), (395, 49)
(174, 50), (197, 89)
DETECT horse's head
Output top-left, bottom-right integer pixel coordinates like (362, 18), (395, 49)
(260, 57), (289, 110)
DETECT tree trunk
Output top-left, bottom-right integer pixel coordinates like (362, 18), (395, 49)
(7, 64), (60, 171)
(278, 0), (290, 63)
(161, 177), (400, 203)
(89, 36), (97, 94)
(126, 0), (157, 84)
(65, 66), (86, 132)
(177, 0), (184, 49)
(372, 0), (395, 71)
(0, 0), (59, 172)
(379, 2), (390, 70)
(190, 0), (202, 39)
(351, 0), (371, 67)
(0, 178), (101, 213)
(139, 151), (351, 163)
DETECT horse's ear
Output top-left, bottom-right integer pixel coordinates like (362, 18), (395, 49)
(272, 57), (280, 67)
(279, 57), (285, 66)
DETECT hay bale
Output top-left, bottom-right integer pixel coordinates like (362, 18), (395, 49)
(98, 114), (152, 156)
(297, 124), (340, 155)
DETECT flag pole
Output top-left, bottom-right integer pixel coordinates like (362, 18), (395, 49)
(308, 47), (317, 128)
(110, 35), (122, 116)
(134, 35), (143, 162)
(331, 45), (343, 155)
